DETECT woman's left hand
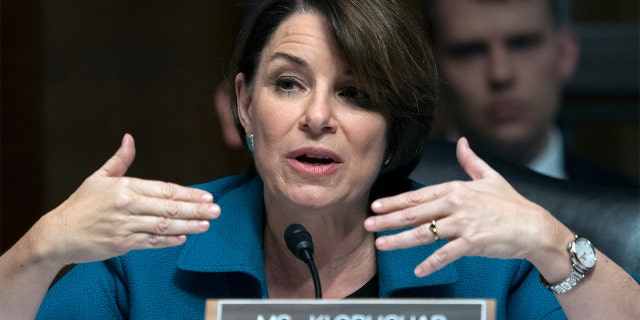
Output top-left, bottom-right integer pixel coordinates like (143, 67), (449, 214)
(365, 137), (570, 278)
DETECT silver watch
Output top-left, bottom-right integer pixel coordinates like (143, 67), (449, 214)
(540, 235), (597, 294)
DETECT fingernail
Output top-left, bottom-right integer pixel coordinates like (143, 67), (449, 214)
(198, 220), (210, 228)
(207, 204), (220, 217)
(371, 201), (382, 210)
(202, 193), (213, 201)
(364, 218), (374, 228)
(415, 267), (425, 277)
(375, 237), (386, 248)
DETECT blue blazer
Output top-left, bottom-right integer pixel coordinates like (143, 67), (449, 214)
(37, 174), (566, 319)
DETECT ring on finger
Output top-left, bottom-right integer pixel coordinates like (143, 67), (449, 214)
(430, 219), (439, 241)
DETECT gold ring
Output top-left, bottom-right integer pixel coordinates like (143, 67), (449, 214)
(430, 220), (439, 241)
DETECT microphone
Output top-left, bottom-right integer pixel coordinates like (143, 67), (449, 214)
(284, 223), (322, 299)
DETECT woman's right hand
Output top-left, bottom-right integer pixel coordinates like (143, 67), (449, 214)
(33, 134), (220, 267)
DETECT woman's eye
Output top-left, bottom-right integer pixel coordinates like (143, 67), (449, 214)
(275, 77), (301, 92)
(340, 86), (371, 107)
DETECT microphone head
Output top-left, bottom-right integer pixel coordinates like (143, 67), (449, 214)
(284, 223), (315, 262)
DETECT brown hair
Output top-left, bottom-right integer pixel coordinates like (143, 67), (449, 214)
(228, 0), (438, 176)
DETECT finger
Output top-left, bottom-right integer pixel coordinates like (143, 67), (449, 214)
(414, 238), (468, 277)
(366, 185), (457, 233)
(93, 134), (136, 178)
(371, 182), (452, 214)
(128, 196), (220, 220)
(456, 137), (496, 181)
(373, 215), (455, 250)
(126, 215), (212, 236)
(123, 233), (189, 250)
(130, 179), (214, 204)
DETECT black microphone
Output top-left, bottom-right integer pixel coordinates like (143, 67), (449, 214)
(284, 223), (322, 299)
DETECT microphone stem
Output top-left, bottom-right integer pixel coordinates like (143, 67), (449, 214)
(306, 259), (322, 299)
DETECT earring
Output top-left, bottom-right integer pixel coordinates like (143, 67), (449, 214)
(383, 154), (392, 166)
(246, 134), (254, 152)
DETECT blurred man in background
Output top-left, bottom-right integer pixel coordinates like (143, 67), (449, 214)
(419, 0), (636, 187)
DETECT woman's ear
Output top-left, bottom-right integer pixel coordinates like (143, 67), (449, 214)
(235, 73), (253, 133)
(214, 80), (243, 148)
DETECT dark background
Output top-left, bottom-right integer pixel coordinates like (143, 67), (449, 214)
(2, 0), (638, 253)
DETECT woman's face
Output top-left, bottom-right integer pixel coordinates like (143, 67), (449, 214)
(236, 13), (388, 211)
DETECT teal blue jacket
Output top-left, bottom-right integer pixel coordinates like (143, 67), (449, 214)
(37, 174), (566, 319)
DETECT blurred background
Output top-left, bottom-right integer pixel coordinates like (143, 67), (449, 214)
(2, 0), (638, 253)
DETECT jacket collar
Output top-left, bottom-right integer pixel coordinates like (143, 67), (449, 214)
(376, 231), (458, 297)
(177, 176), (268, 295)
(177, 175), (458, 297)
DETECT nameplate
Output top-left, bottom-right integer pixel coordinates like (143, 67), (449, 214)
(205, 299), (495, 320)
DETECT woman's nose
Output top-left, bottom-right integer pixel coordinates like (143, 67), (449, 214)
(299, 92), (337, 135)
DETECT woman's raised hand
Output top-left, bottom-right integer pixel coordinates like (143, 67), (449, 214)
(35, 134), (220, 266)
(365, 137), (571, 278)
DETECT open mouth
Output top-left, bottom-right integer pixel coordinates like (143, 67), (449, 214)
(288, 147), (342, 175)
(296, 155), (334, 166)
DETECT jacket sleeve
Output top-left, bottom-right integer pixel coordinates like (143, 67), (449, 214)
(36, 259), (128, 319)
(506, 262), (566, 320)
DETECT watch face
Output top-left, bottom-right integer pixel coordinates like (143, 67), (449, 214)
(574, 238), (597, 268)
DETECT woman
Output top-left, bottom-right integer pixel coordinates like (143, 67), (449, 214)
(1, 0), (638, 319)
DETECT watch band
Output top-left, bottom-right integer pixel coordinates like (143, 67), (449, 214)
(540, 267), (585, 294)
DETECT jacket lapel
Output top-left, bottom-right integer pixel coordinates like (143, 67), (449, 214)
(177, 176), (267, 295)
(377, 233), (458, 297)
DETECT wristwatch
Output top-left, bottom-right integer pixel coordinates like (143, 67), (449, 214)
(540, 235), (597, 294)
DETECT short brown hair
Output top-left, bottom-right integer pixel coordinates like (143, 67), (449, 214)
(228, 0), (438, 176)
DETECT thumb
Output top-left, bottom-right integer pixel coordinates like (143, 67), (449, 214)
(456, 137), (495, 181)
(92, 134), (136, 178)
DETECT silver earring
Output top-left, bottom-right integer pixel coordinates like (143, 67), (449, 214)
(383, 155), (392, 166)
(246, 134), (254, 152)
